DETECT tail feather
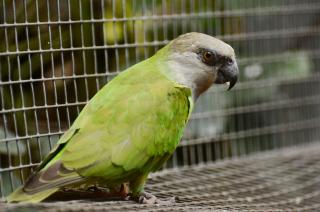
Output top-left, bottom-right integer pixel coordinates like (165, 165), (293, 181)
(6, 187), (59, 203)
(6, 160), (83, 203)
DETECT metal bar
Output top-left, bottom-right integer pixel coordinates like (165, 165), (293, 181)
(1, 2), (320, 27)
(1, 25), (320, 56)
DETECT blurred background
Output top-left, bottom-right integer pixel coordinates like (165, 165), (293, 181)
(0, 0), (320, 198)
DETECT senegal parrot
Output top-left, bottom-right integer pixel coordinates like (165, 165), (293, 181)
(7, 32), (238, 204)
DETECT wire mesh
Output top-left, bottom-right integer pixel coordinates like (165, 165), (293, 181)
(0, 0), (320, 200)
(2, 142), (320, 211)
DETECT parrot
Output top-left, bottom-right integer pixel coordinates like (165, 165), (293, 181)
(6, 32), (238, 204)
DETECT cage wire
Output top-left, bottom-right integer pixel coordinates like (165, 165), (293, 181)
(0, 0), (320, 205)
(3, 143), (320, 211)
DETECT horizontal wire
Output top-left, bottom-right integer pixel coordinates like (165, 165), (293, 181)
(1, 116), (319, 145)
(1, 25), (320, 56)
(1, 2), (320, 26)
(181, 117), (320, 146)
(191, 94), (320, 120)
(1, 50), (320, 87)
(1, 92), (319, 122)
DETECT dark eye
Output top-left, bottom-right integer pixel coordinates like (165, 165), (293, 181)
(202, 51), (215, 66)
(203, 51), (213, 61)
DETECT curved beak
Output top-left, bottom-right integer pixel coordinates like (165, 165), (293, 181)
(215, 62), (239, 90)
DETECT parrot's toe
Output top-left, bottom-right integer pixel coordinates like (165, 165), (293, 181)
(139, 192), (157, 204)
(136, 192), (175, 205)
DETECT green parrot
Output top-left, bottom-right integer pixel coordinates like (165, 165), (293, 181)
(7, 32), (238, 204)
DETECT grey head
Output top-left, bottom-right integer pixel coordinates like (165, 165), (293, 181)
(163, 32), (239, 100)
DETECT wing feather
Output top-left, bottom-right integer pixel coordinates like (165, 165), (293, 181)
(8, 57), (193, 203)
(59, 71), (192, 177)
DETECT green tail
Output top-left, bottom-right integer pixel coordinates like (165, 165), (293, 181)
(6, 187), (59, 203)
(6, 160), (83, 203)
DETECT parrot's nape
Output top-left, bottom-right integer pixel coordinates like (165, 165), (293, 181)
(7, 32), (238, 204)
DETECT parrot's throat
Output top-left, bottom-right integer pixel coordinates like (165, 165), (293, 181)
(162, 60), (215, 100)
(193, 76), (215, 98)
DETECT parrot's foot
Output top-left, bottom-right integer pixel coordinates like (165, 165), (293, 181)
(84, 184), (129, 199)
(139, 192), (157, 204)
(129, 192), (175, 205)
(119, 183), (130, 198)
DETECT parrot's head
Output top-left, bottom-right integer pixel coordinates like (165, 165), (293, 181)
(162, 32), (239, 99)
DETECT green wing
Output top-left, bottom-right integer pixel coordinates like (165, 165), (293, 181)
(60, 61), (192, 178)
(7, 59), (193, 203)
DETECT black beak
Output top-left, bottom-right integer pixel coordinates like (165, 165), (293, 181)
(215, 62), (239, 90)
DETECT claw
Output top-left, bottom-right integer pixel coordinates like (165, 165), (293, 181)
(131, 192), (175, 205)
(139, 192), (157, 204)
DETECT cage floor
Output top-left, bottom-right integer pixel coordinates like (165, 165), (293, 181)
(1, 142), (320, 211)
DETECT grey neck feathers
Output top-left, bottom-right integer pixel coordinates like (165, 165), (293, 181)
(163, 56), (215, 101)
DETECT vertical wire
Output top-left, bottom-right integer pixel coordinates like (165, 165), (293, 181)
(3, 0), (17, 191)
(46, 0), (61, 150)
(142, 0), (148, 59)
(170, 0), (178, 167)
(243, 0), (251, 156)
(0, 58), (12, 196)
(23, 0), (42, 164)
(310, 0), (320, 143)
(133, 0), (140, 64)
(47, 0), (60, 131)
(0, 171), (3, 198)
(197, 0), (204, 33)
(181, 145), (188, 166)
(171, 0), (178, 38)
(67, 0), (80, 116)
(301, 0), (311, 146)
(229, 0), (239, 158)
(152, 0), (159, 52)
(187, 0), (196, 165)
(257, 1), (266, 151)
(179, 0), (189, 164)
(21, 0), (34, 167)
(247, 0), (254, 155)
(161, 0), (168, 42)
(35, 0), (52, 153)
(89, 0), (100, 91)
(214, 0), (222, 160)
(161, 0), (174, 169)
(302, 0), (312, 146)
(224, 1), (233, 159)
(181, 0), (187, 33)
(189, 0), (196, 32)
(195, 0), (204, 164)
(57, 0), (71, 130)
(79, 1), (90, 102)
(206, 0), (213, 35)
(240, 0), (253, 155)
(251, 0), (261, 154)
(101, 0), (110, 84)
(278, 0), (286, 149)
(13, 0), (27, 183)
(121, 0), (130, 69)
(204, 0), (214, 162)
(266, 0), (274, 149)
(112, 0), (120, 72)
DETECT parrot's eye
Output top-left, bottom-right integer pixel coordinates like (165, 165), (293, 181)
(203, 51), (214, 60)
(201, 51), (216, 66)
